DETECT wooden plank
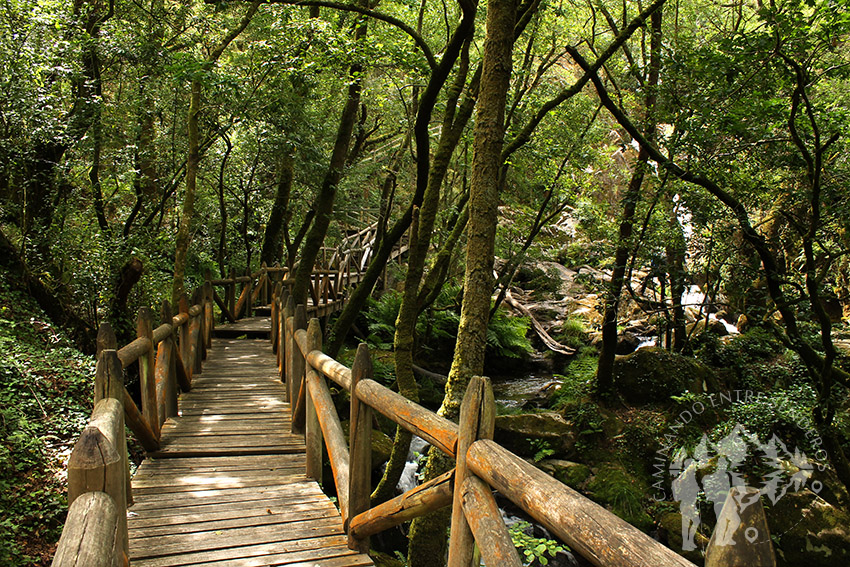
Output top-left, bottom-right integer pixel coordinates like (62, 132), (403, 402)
(129, 493), (331, 520)
(128, 501), (337, 531)
(128, 483), (325, 512)
(129, 517), (345, 558)
(127, 335), (372, 567)
(131, 535), (351, 567)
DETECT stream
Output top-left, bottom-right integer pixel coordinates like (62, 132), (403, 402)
(395, 378), (581, 566)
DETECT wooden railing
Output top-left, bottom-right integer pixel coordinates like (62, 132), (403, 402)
(275, 290), (775, 567)
(52, 284), (215, 567)
(51, 260), (361, 566)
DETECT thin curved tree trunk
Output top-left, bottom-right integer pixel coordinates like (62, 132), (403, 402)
(171, 1), (261, 305)
(596, 8), (662, 393)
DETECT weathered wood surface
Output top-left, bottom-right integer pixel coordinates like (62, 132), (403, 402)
(467, 439), (695, 567)
(52, 491), (121, 567)
(213, 316), (273, 336)
(129, 337), (373, 566)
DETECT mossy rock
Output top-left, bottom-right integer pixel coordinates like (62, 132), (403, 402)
(586, 464), (654, 531)
(369, 551), (405, 567)
(656, 511), (708, 564)
(768, 490), (850, 567)
(495, 412), (577, 453)
(537, 459), (592, 488)
(613, 347), (719, 404)
(341, 421), (393, 470)
(687, 318), (729, 337)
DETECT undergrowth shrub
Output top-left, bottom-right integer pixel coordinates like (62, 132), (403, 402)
(363, 285), (532, 361)
(0, 277), (93, 565)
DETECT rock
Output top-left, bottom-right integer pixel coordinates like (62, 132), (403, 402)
(495, 412), (577, 453)
(768, 490), (850, 567)
(537, 459), (592, 488)
(687, 317), (729, 337)
(613, 347), (719, 404)
(736, 313), (750, 332)
(370, 551), (405, 567)
(616, 331), (641, 354)
(586, 464), (654, 530)
(656, 511), (709, 564)
(342, 421), (393, 470)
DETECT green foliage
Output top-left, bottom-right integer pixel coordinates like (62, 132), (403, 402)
(586, 465), (653, 531)
(486, 308), (533, 360)
(552, 346), (597, 408)
(555, 317), (588, 350)
(0, 276), (93, 564)
(509, 521), (567, 566)
(529, 439), (556, 463)
(363, 287), (532, 361)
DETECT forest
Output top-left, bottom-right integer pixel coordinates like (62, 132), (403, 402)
(1, 0), (849, 564)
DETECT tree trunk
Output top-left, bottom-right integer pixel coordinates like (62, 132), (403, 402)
(261, 150), (295, 266)
(172, 79), (201, 306)
(407, 0), (516, 564)
(666, 199), (687, 351)
(596, 8), (662, 394)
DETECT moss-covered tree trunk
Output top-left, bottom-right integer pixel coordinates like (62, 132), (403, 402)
(260, 150), (295, 267)
(172, 78), (201, 306)
(407, 0), (516, 563)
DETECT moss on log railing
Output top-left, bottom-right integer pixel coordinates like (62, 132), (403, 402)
(275, 287), (777, 567)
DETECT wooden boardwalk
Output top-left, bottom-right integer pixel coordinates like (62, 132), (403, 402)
(128, 335), (374, 567)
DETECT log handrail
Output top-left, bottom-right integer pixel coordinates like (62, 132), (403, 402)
(53, 283), (215, 567)
(276, 293), (769, 567)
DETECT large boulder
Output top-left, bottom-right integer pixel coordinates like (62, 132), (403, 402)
(342, 421), (393, 470)
(495, 412), (577, 454)
(613, 347), (718, 404)
(769, 490), (850, 567)
(656, 511), (709, 564)
(537, 459), (592, 489)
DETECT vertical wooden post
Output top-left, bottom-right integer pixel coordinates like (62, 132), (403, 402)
(277, 288), (288, 368)
(137, 307), (160, 441)
(447, 376), (496, 567)
(158, 301), (179, 422)
(178, 294), (191, 378)
(706, 487), (776, 567)
(192, 286), (207, 364)
(282, 294), (293, 396)
(189, 289), (203, 375)
(226, 268), (236, 322)
(203, 279), (214, 348)
(84, 350), (129, 557)
(261, 263), (269, 305)
(245, 269), (254, 318)
(272, 282), (282, 354)
(305, 319), (324, 482)
(291, 304), (307, 433)
(348, 343), (373, 553)
(95, 326), (132, 508)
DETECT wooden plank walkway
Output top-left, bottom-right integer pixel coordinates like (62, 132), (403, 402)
(213, 317), (273, 337)
(128, 335), (374, 567)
